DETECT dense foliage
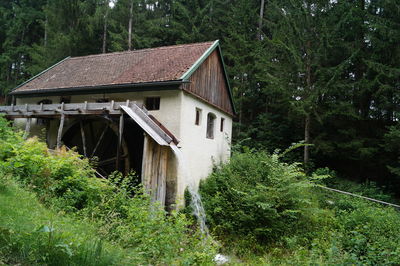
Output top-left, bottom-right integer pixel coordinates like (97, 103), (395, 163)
(0, 117), (215, 265)
(200, 150), (400, 263)
(199, 149), (327, 251)
(1, 0), (399, 192)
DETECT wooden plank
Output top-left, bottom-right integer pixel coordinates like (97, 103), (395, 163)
(141, 135), (167, 205)
(24, 118), (31, 139)
(120, 105), (172, 145)
(80, 120), (87, 157)
(141, 135), (151, 186)
(0, 101), (133, 113)
(56, 114), (65, 149)
(156, 146), (168, 205)
(116, 114), (124, 171)
(0, 110), (123, 118)
(0, 101), (144, 118)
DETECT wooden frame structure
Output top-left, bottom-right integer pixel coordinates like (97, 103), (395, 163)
(0, 101), (177, 204)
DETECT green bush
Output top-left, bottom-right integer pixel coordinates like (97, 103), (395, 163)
(267, 198), (400, 265)
(199, 149), (330, 253)
(200, 149), (400, 264)
(0, 116), (216, 265)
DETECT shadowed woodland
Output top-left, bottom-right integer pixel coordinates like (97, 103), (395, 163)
(1, 0), (399, 193)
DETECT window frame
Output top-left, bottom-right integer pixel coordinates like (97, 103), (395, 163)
(195, 108), (202, 125)
(220, 117), (225, 132)
(145, 97), (160, 110)
(206, 112), (216, 139)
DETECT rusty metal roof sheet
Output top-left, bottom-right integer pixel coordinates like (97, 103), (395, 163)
(13, 41), (215, 93)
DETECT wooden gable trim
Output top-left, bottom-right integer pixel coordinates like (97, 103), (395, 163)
(216, 45), (236, 114)
(180, 40), (220, 81)
(180, 40), (236, 116)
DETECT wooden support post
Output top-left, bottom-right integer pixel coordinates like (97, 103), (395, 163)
(24, 117), (31, 139)
(80, 120), (87, 157)
(56, 114), (65, 149)
(56, 103), (65, 149)
(116, 114), (124, 171)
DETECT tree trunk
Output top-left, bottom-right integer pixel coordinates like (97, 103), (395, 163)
(304, 40), (312, 166)
(128, 0), (133, 50)
(102, 5), (109, 53)
(304, 114), (310, 165)
(258, 0), (265, 40)
(44, 0), (48, 47)
(44, 14), (48, 47)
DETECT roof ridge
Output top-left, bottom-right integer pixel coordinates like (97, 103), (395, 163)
(69, 41), (216, 60)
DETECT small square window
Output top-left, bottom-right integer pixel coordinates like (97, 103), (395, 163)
(145, 97), (160, 110)
(220, 118), (225, 132)
(195, 108), (202, 125)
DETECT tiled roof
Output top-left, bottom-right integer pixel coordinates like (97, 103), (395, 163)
(13, 41), (215, 93)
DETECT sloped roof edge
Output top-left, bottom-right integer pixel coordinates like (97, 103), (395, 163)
(11, 56), (71, 93)
(180, 40), (220, 80)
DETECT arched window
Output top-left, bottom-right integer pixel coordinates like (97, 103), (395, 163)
(206, 113), (216, 139)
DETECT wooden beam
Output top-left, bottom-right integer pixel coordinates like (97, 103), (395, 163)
(116, 114), (124, 171)
(24, 117), (31, 139)
(56, 114), (65, 149)
(0, 101), (143, 119)
(80, 120), (87, 157)
(91, 123), (108, 157)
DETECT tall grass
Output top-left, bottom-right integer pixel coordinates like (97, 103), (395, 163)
(0, 177), (127, 265)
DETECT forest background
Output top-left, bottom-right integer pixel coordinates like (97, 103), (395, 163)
(1, 0), (399, 194)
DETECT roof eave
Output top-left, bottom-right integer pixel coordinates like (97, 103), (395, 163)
(10, 80), (186, 97)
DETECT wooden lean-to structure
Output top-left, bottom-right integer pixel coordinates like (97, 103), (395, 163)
(0, 101), (176, 205)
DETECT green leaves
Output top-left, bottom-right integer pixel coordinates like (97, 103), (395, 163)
(199, 149), (320, 251)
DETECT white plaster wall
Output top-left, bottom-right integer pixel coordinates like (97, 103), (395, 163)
(176, 92), (232, 201)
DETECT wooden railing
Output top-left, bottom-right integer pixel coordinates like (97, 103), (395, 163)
(0, 100), (136, 118)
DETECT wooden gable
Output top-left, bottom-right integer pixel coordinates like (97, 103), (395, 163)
(180, 49), (234, 116)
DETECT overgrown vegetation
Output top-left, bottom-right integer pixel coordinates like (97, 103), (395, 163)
(200, 149), (400, 264)
(0, 178), (127, 265)
(0, 116), (215, 265)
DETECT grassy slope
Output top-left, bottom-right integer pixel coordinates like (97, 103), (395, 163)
(0, 178), (131, 265)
